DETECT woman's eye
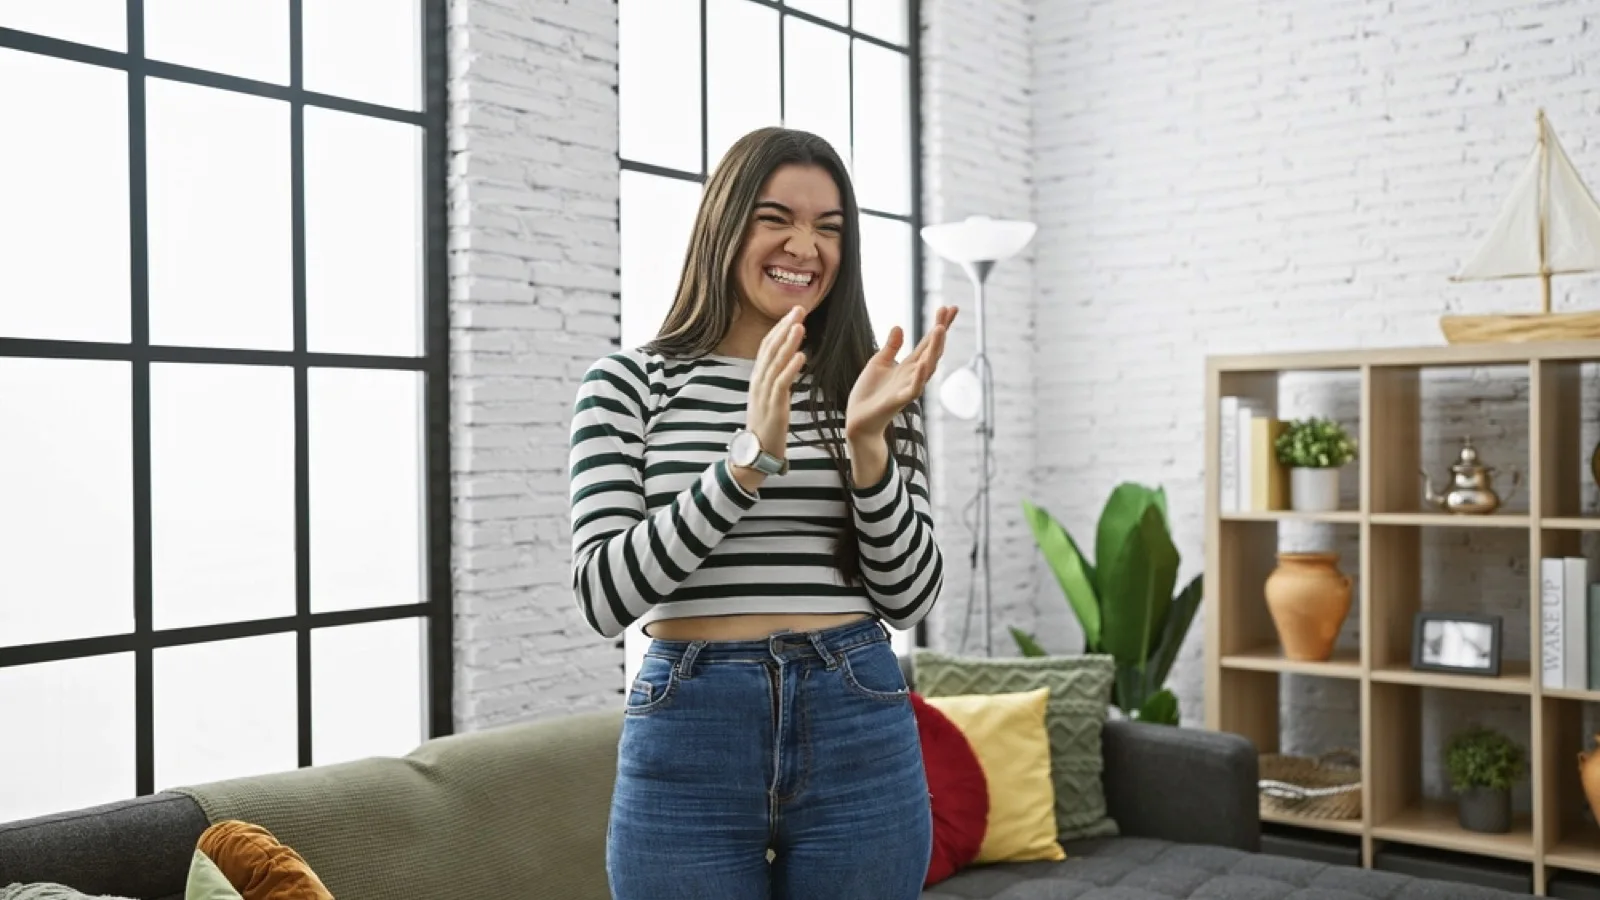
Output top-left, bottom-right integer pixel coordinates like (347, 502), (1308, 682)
(757, 214), (786, 225)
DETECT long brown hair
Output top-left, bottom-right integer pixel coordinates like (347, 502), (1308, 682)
(641, 126), (925, 585)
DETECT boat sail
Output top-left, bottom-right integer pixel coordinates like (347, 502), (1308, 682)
(1441, 108), (1600, 343)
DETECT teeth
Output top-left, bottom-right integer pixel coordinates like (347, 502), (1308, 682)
(766, 267), (813, 286)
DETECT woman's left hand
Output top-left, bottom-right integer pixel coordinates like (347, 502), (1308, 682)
(845, 305), (958, 442)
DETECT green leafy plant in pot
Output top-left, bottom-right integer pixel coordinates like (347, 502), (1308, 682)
(1275, 416), (1356, 513)
(1011, 483), (1203, 726)
(1444, 725), (1526, 834)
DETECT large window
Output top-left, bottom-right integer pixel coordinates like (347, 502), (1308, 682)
(0, 2), (451, 823)
(617, 0), (923, 680)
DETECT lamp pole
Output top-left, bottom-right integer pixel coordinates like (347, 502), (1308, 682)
(961, 260), (995, 657)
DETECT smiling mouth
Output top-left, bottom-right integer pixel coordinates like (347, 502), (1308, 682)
(765, 266), (815, 288)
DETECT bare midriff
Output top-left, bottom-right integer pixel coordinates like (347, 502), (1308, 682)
(644, 612), (872, 642)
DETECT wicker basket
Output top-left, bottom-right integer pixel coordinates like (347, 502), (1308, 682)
(1258, 750), (1362, 821)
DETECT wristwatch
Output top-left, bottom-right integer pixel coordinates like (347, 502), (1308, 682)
(729, 429), (788, 475)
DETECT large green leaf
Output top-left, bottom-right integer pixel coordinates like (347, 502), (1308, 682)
(1098, 504), (1180, 669)
(1022, 500), (1101, 651)
(1010, 627), (1048, 657)
(1094, 483), (1156, 596)
(1113, 662), (1145, 716)
(1137, 689), (1180, 725)
(1147, 573), (1203, 694)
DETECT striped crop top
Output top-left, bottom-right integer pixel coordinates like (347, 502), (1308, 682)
(567, 348), (944, 639)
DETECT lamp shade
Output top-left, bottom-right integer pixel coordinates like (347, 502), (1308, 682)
(919, 216), (1037, 265)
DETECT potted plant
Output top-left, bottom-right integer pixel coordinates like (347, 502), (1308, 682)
(1275, 416), (1356, 512)
(1444, 725), (1525, 834)
(1010, 483), (1203, 726)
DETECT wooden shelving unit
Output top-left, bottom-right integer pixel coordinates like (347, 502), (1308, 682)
(1204, 340), (1600, 896)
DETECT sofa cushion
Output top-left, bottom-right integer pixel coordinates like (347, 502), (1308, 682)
(0, 792), (208, 900)
(912, 650), (1119, 842)
(918, 836), (1536, 900)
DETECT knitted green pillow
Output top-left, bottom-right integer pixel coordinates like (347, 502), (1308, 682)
(911, 650), (1119, 842)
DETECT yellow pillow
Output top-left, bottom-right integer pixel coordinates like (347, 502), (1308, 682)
(924, 686), (1065, 864)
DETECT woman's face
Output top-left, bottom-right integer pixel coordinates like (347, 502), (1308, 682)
(733, 162), (843, 326)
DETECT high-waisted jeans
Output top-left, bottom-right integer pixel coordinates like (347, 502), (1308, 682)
(606, 616), (933, 899)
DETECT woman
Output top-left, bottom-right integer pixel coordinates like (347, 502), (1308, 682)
(568, 126), (955, 899)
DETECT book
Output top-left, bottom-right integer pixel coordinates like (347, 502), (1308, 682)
(1542, 557), (1565, 689)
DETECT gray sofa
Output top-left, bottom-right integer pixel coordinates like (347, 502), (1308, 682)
(0, 658), (1538, 900)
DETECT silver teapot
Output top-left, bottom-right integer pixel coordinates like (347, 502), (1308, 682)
(1420, 437), (1520, 515)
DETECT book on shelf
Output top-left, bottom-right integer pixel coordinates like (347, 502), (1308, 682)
(1540, 555), (1595, 689)
(1218, 395), (1288, 512)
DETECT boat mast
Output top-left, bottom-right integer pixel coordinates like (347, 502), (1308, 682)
(1537, 107), (1552, 314)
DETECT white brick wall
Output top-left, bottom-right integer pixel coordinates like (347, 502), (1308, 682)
(447, 0), (621, 730)
(1030, 0), (1600, 787)
(918, 0), (1043, 656)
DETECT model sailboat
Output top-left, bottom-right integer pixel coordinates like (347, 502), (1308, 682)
(1441, 109), (1600, 343)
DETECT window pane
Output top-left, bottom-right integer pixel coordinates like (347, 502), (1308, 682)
(0, 654), (135, 822)
(706, 0), (780, 172)
(620, 173), (702, 351)
(144, 0), (288, 84)
(146, 79), (292, 350)
(619, 0), (701, 172)
(312, 618), (426, 765)
(310, 369), (423, 614)
(305, 108), (422, 356)
(786, 0), (848, 26)
(851, 41), (911, 216)
(304, 0), (421, 110)
(1, 1), (125, 50)
(783, 18), (851, 166)
(151, 363), (295, 630)
(155, 633), (297, 790)
(853, 0), (909, 45)
(859, 214), (913, 349)
(0, 50), (129, 342)
(0, 359), (132, 648)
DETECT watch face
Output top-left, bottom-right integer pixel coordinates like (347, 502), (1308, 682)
(731, 430), (759, 466)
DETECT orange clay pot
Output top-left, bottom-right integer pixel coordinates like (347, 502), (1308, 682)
(1579, 736), (1600, 819)
(1264, 552), (1352, 662)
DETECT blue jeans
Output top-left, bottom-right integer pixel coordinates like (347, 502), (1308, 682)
(606, 616), (933, 899)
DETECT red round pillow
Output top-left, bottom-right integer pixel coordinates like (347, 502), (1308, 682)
(910, 691), (989, 886)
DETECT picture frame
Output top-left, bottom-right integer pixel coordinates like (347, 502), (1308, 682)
(1412, 611), (1502, 677)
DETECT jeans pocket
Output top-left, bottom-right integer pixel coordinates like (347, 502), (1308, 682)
(626, 655), (678, 716)
(840, 642), (910, 702)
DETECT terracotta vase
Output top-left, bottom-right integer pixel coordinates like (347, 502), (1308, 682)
(1578, 736), (1600, 818)
(1264, 552), (1352, 662)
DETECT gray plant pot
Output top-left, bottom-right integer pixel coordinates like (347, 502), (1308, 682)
(1457, 786), (1512, 834)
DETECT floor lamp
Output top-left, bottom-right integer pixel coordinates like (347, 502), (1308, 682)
(918, 215), (1037, 656)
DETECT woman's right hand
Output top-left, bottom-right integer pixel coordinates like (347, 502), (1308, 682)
(736, 306), (807, 490)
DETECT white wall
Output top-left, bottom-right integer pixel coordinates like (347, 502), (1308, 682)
(919, 0), (1042, 656)
(447, 0), (624, 729)
(1029, 0), (1600, 798)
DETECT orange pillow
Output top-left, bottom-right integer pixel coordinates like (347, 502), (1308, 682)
(196, 820), (333, 900)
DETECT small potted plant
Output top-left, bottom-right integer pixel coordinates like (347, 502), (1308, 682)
(1444, 725), (1525, 834)
(1275, 416), (1356, 512)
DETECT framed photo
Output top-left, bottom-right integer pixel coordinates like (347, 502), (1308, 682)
(1412, 612), (1502, 677)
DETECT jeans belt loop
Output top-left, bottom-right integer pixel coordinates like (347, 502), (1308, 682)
(676, 640), (705, 679)
(807, 632), (839, 670)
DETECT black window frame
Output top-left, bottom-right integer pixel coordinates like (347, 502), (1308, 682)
(0, 0), (453, 807)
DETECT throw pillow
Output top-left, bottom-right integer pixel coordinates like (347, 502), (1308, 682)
(196, 821), (332, 900)
(186, 849), (244, 900)
(922, 686), (1066, 866)
(909, 692), (989, 886)
(913, 650), (1119, 841)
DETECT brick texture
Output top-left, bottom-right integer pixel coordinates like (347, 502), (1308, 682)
(1030, 0), (1600, 797)
(918, 0), (1042, 657)
(447, 0), (621, 730)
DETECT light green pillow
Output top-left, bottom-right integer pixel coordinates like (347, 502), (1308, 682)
(185, 850), (242, 900)
(912, 650), (1119, 842)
